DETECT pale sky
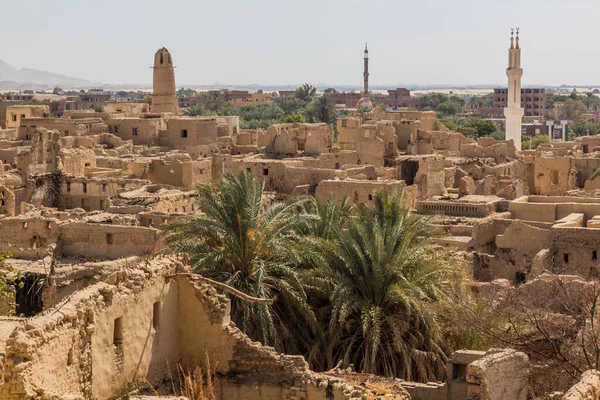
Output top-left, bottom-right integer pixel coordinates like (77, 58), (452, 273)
(2, 0), (599, 86)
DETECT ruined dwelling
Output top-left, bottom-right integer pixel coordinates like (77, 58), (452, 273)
(0, 48), (599, 399)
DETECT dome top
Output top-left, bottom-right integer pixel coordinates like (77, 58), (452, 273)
(357, 97), (373, 110)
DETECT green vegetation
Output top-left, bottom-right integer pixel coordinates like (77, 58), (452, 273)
(545, 91), (600, 121)
(21, 99), (42, 106)
(160, 171), (319, 353)
(311, 190), (457, 380)
(182, 105), (204, 117)
(180, 83), (340, 131)
(521, 134), (550, 150)
(439, 117), (501, 139)
(160, 172), (466, 381)
(570, 120), (600, 138)
(421, 93), (465, 118)
(0, 253), (20, 314)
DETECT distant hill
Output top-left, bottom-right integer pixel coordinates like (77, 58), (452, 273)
(0, 59), (97, 90)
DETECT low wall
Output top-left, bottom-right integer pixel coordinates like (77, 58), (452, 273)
(60, 223), (158, 259)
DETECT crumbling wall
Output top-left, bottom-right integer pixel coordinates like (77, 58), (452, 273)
(315, 179), (405, 205)
(562, 370), (600, 400)
(108, 117), (163, 146)
(466, 349), (529, 400)
(0, 260), (381, 400)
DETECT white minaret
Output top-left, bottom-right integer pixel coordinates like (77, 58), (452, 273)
(504, 28), (524, 150)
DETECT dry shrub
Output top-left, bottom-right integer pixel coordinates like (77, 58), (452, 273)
(167, 350), (218, 400)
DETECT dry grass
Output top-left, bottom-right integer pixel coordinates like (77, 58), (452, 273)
(167, 350), (218, 400)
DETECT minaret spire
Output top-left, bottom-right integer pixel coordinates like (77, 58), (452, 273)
(363, 43), (369, 97)
(504, 29), (524, 151)
(510, 28), (514, 49)
(357, 42), (373, 110)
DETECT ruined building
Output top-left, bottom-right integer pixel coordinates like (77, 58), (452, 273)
(0, 44), (599, 399)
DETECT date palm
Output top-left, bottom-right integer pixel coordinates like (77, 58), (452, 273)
(160, 170), (320, 352)
(313, 189), (458, 381)
(301, 196), (353, 240)
(296, 83), (317, 103)
(182, 105), (204, 116)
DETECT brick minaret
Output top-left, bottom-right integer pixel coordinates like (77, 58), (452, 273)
(357, 43), (373, 110)
(152, 47), (178, 115)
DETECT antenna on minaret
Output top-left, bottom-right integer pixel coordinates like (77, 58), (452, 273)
(515, 27), (520, 49)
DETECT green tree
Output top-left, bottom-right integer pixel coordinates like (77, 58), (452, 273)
(438, 118), (458, 132)
(570, 121), (600, 137)
(160, 171), (320, 352)
(279, 97), (305, 116)
(436, 100), (461, 116)
(302, 196), (354, 241)
(522, 134), (550, 150)
(281, 113), (306, 123)
(52, 87), (63, 95)
(312, 189), (458, 380)
(196, 91), (225, 112)
(455, 118), (499, 138)
(296, 83), (317, 103)
(182, 105), (206, 117)
(560, 98), (587, 120)
(324, 88), (337, 94)
(307, 95), (336, 124)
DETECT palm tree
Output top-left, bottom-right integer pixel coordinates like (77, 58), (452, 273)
(159, 170), (320, 352)
(295, 83), (317, 103)
(302, 196), (353, 240)
(312, 189), (458, 381)
(182, 105), (204, 116)
(308, 94), (336, 124)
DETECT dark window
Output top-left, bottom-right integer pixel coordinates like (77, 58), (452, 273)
(453, 364), (467, 381)
(106, 233), (113, 244)
(132, 128), (138, 136)
(335, 163), (340, 169)
(102, 184), (107, 192)
(153, 302), (161, 329)
(181, 129), (188, 138)
(83, 183), (87, 193)
(113, 317), (123, 345)
(263, 168), (269, 176)
(368, 194), (373, 201)
(564, 253), (569, 263)
(593, 251), (597, 261)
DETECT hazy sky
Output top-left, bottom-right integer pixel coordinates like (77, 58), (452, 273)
(2, 0), (599, 86)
